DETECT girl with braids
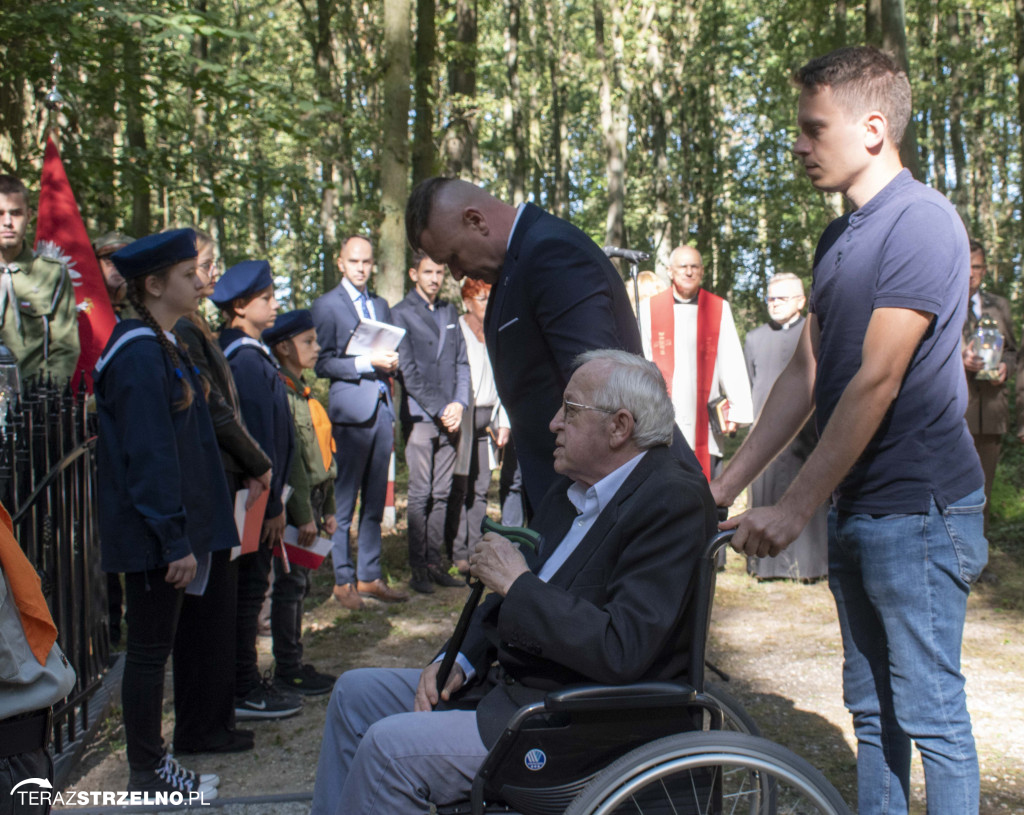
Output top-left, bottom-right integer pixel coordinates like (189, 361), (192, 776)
(168, 229), (272, 755)
(94, 229), (236, 797)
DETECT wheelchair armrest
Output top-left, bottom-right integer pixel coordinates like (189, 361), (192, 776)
(544, 681), (697, 713)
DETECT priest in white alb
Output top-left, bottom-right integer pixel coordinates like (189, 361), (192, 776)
(639, 245), (753, 480)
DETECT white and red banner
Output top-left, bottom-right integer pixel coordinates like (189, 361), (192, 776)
(35, 136), (117, 392)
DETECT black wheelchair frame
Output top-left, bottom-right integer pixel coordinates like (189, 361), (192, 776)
(437, 530), (852, 815)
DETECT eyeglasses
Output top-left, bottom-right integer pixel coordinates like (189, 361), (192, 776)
(766, 294), (801, 303)
(197, 259), (219, 274)
(562, 397), (615, 421)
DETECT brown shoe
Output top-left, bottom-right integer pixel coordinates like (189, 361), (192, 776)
(333, 583), (365, 610)
(357, 578), (409, 603)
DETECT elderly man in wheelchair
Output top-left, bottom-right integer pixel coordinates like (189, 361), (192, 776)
(311, 349), (849, 815)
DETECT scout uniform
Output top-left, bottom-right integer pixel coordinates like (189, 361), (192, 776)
(0, 244), (80, 383)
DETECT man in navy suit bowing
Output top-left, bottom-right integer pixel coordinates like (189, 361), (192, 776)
(391, 251), (471, 594)
(405, 178), (689, 514)
(312, 235), (409, 610)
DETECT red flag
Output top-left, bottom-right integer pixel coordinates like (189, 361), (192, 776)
(34, 136), (117, 392)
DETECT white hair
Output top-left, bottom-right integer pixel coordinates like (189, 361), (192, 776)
(573, 349), (675, 449)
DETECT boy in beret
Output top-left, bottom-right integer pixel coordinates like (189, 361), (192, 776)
(212, 261), (302, 720)
(264, 310), (338, 695)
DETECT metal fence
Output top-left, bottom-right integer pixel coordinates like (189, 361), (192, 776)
(0, 377), (110, 769)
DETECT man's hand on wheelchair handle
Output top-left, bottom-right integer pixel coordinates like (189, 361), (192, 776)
(415, 661), (466, 712)
(719, 504), (804, 559)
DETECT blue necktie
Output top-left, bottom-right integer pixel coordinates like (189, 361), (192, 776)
(359, 292), (389, 398)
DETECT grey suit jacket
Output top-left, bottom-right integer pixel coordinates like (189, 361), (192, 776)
(312, 283), (395, 425)
(390, 290), (470, 426)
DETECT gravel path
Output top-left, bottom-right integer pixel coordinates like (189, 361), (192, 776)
(58, 537), (1024, 814)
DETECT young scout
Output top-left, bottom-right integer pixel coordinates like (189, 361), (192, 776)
(211, 260), (301, 720)
(0, 174), (80, 383)
(264, 309), (338, 695)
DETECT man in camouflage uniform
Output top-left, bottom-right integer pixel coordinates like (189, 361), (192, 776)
(0, 174), (79, 384)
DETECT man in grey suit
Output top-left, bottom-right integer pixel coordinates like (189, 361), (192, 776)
(312, 235), (409, 609)
(391, 252), (471, 594)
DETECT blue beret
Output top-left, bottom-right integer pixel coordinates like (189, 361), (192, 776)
(263, 310), (315, 346)
(211, 260), (273, 307)
(110, 229), (197, 280)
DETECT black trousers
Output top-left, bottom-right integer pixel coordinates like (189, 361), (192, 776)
(0, 745), (52, 815)
(173, 549), (240, 749)
(235, 543), (272, 696)
(123, 568), (183, 772)
(452, 406), (494, 562)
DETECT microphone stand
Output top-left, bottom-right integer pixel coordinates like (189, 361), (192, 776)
(629, 260), (641, 329)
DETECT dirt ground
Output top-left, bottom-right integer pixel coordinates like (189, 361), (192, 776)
(62, 520), (1024, 813)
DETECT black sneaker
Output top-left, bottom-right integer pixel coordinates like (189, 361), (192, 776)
(275, 664), (336, 696)
(409, 567), (435, 594)
(128, 753), (219, 800)
(428, 564), (465, 588)
(235, 676), (303, 720)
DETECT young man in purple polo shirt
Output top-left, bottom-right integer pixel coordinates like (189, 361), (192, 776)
(711, 47), (986, 815)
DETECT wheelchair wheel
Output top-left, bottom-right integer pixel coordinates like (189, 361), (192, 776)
(704, 682), (761, 736)
(564, 731), (852, 815)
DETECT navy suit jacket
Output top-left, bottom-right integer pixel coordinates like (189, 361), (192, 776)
(485, 204), (647, 509)
(449, 445), (717, 747)
(391, 290), (471, 426)
(312, 283), (396, 425)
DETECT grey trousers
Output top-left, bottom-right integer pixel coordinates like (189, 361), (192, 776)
(310, 667), (488, 815)
(405, 421), (458, 569)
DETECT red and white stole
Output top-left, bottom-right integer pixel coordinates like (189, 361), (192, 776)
(649, 288), (722, 481)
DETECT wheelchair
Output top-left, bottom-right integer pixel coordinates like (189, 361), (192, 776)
(438, 530), (852, 815)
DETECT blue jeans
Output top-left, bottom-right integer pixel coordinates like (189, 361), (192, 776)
(828, 487), (987, 815)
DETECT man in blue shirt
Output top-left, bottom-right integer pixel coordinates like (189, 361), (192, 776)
(712, 47), (986, 815)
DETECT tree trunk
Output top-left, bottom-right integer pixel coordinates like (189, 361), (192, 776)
(443, 0), (479, 180)
(379, 0), (412, 303)
(124, 28), (151, 236)
(594, 0), (628, 251)
(504, 0), (526, 204)
(865, 0), (921, 178)
(411, 0), (437, 186)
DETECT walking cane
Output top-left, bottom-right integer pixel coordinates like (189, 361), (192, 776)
(435, 518), (542, 696)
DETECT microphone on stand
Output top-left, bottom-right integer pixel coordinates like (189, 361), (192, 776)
(603, 246), (651, 263)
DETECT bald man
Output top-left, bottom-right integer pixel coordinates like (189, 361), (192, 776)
(406, 178), (702, 511)
(639, 245), (753, 481)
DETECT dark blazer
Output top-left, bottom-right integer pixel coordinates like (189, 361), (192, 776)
(312, 282), (396, 425)
(961, 290), (1017, 435)
(449, 445), (717, 747)
(390, 290), (471, 427)
(95, 321), (237, 573)
(485, 204), (647, 510)
(220, 328), (295, 519)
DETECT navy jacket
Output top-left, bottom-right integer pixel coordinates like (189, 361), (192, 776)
(94, 320), (237, 573)
(220, 328), (294, 518)
(452, 445), (717, 747)
(485, 204), (645, 508)
(391, 290), (470, 426)
(312, 284), (396, 424)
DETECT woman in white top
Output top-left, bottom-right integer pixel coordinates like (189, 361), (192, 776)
(449, 278), (510, 572)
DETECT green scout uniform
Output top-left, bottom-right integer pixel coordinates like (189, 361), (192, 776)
(281, 365), (337, 525)
(0, 244), (80, 384)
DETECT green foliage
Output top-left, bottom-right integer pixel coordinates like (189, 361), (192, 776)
(0, 0), (1020, 334)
